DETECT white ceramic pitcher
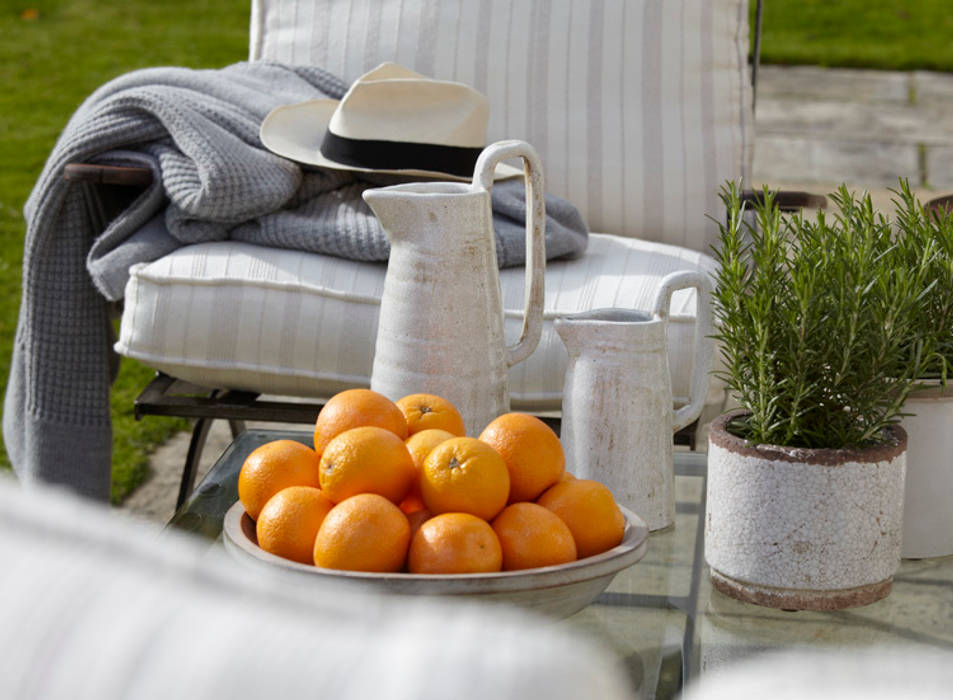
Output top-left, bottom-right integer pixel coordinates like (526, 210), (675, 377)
(364, 140), (546, 436)
(555, 270), (713, 531)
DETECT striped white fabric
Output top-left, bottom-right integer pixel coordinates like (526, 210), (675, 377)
(249, 0), (754, 252)
(0, 475), (635, 700)
(117, 237), (718, 410)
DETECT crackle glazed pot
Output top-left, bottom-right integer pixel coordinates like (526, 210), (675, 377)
(705, 411), (907, 611)
(900, 382), (953, 558)
(364, 140), (545, 436)
(555, 270), (713, 532)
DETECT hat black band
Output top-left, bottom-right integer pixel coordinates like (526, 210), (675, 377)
(320, 130), (482, 178)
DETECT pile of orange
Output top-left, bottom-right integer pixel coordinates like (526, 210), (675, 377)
(238, 388), (627, 574)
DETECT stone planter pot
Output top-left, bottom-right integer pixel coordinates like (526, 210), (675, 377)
(900, 383), (953, 558)
(705, 411), (907, 610)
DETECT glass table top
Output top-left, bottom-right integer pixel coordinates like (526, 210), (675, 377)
(168, 429), (953, 699)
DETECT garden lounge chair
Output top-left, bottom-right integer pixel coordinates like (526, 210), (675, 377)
(11, 0), (821, 503)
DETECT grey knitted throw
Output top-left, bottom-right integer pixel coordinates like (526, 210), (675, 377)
(3, 61), (588, 501)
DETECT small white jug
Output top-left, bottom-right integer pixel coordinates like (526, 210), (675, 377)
(554, 271), (713, 531)
(364, 140), (546, 436)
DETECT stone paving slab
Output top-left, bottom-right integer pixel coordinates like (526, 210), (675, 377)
(757, 65), (912, 105)
(758, 66), (953, 107)
(926, 147), (953, 188)
(757, 100), (953, 145)
(755, 65), (953, 188)
(911, 70), (953, 105)
(754, 136), (920, 188)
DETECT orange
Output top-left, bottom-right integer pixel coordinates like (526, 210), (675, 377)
(405, 429), (458, 473)
(238, 440), (320, 520)
(420, 437), (510, 521)
(491, 502), (577, 571)
(313, 493), (410, 572)
(318, 426), (415, 504)
(406, 508), (433, 542)
(399, 491), (428, 515)
(407, 512), (503, 574)
(537, 479), (626, 558)
(255, 486), (334, 565)
(402, 429), (456, 514)
(558, 471), (576, 483)
(479, 413), (565, 503)
(396, 393), (466, 437)
(313, 389), (408, 457)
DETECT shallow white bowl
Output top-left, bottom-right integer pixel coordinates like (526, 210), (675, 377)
(223, 501), (649, 618)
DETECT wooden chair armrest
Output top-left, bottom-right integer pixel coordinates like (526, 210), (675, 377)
(64, 163), (153, 186)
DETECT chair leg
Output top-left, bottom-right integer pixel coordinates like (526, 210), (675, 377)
(227, 419), (246, 439)
(175, 417), (213, 511)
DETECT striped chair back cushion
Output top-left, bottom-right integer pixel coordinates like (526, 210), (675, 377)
(249, 0), (754, 252)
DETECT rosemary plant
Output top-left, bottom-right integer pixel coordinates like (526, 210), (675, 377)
(712, 183), (938, 449)
(892, 179), (953, 381)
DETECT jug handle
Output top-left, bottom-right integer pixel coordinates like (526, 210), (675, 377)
(652, 270), (714, 432)
(473, 140), (546, 368)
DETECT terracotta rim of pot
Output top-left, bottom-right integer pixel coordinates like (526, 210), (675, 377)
(710, 570), (893, 611)
(710, 409), (907, 467)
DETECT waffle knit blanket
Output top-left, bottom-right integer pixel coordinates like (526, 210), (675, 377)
(3, 61), (588, 500)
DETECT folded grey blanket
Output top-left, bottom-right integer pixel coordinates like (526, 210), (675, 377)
(4, 61), (588, 501)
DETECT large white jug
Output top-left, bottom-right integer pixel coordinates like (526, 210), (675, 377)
(364, 140), (546, 436)
(555, 271), (713, 531)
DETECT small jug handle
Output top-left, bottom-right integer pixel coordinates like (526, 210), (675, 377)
(473, 140), (546, 367)
(652, 270), (714, 432)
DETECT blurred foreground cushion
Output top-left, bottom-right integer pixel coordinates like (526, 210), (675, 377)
(681, 648), (953, 700)
(0, 473), (634, 700)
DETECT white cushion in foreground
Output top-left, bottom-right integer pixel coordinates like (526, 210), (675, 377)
(681, 648), (953, 700)
(0, 474), (634, 700)
(117, 234), (717, 409)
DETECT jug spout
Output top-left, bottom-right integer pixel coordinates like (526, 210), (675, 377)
(555, 308), (657, 357)
(362, 181), (479, 245)
(553, 317), (585, 358)
(362, 188), (412, 244)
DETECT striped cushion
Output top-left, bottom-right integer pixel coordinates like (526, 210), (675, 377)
(249, 0), (754, 252)
(116, 236), (717, 409)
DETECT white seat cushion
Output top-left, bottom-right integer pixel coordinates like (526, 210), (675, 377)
(116, 234), (717, 410)
(249, 0), (754, 252)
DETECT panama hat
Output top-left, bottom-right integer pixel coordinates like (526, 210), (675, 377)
(260, 63), (522, 181)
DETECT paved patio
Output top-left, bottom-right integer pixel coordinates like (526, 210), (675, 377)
(121, 64), (953, 523)
(755, 65), (953, 190)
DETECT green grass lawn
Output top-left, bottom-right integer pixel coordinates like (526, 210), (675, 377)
(756, 0), (953, 71)
(1, 0), (952, 504)
(0, 0), (248, 502)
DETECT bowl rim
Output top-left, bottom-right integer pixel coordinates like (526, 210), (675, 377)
(223, 500), (649, 591)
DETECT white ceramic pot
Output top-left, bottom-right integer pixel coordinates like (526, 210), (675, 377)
(705, 411), (907, 610)
(900, 383), (953, 558)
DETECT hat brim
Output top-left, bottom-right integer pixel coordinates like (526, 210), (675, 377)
(260, 99), (523, 182)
